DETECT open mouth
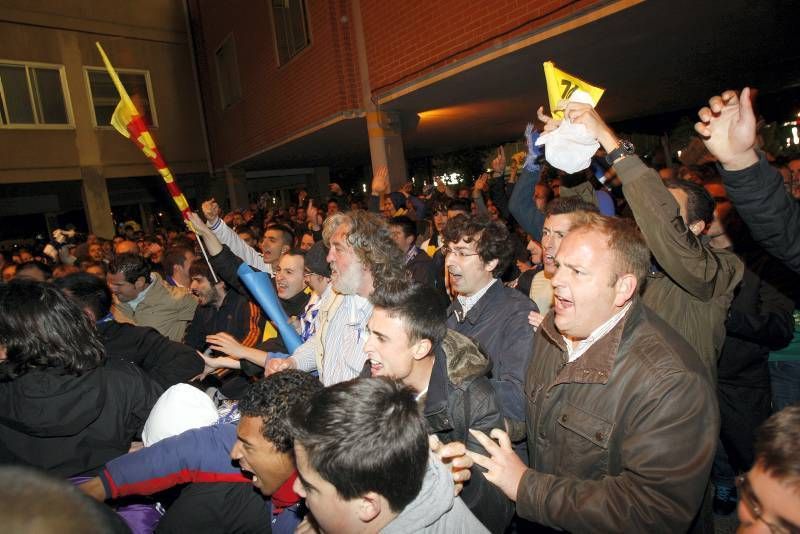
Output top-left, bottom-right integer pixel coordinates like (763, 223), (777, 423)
(543, 253), (555, 265)
(554, 294), (573, 312)
(369, 358), (383, 375)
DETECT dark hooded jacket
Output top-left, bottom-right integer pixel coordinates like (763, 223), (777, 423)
(0, 358), (162, 478)
(361, 329), (513, 533)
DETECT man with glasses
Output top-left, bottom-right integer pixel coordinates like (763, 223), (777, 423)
(443, 214), (537, 435)
(736, 406), (800, 534)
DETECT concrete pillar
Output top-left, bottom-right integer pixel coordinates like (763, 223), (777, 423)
(366, 111), (408, 192)
(80, 166), (115, 239)
(225, 167), (249, 211)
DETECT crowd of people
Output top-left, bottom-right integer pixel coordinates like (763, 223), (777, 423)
(1, 86), (799, 534)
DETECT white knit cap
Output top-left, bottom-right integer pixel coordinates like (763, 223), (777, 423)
(142, 383), (219, 447)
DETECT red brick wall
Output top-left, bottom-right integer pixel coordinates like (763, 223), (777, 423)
(360, 0), (603, 96)
(190, 0), (605, 168)
(189, 0), (362, 168)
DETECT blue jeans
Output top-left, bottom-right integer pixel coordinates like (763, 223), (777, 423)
(769, 360), (800, 412)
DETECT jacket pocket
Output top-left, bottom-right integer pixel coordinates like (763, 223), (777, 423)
(554, 402), (614, 478)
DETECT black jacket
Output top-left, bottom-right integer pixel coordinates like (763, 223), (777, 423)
(447, 280), (537, 422)
(718, 255), (794, 388)
(98, 320), (203, 389)
(407, 247), (436, 287)
(0, 358), (162, 477)
(360, 330), (513, 533)
(720, 153), (800, 274)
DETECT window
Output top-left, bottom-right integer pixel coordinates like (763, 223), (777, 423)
(215, 34), (242, 109)
(0, 62), (71, 127)
(271, 0), (310, 65)
(85, 67), (157, 128)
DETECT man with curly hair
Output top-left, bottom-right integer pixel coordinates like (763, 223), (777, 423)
(269, 210), (409, 386)
(78, 370), (322, 533)
(443, 214), (538, 434)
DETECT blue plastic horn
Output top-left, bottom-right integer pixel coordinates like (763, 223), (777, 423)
(237, 263), (303, 353)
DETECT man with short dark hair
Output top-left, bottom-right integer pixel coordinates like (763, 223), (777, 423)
(290, 377), (488, 533)
(107, 253), (197, 342)
(389, 215), (434, 286)
(363, 282), (513, 532)
(161, 245), (196, 288)
(736, 406), (800, 532)
(470, 214), (718, 532)
(443, 214), (537, 428)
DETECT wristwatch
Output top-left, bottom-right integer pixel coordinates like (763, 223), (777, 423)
(605, 139), (635, 165)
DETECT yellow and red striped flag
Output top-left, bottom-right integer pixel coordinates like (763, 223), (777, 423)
(95, 42), (191, 220)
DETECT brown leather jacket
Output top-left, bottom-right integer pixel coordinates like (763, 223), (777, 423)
(517, 300), (719, 533)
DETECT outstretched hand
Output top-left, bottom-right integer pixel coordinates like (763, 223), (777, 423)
(206, 332), (246, 360)
(429, 435), (472, 496)
(371, 165), (390, 195)
(694, 87), (759, 171)
(466, 428), (527, 501)
(266, 357), (297, 375)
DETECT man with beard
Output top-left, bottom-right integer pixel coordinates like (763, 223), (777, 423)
(267, 211), (408, 386)
(183, 259), (263, 354)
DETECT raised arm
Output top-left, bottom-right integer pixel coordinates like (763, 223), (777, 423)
(508, 123), (545, 241)
(201, 199), (272, 274)
(695, 88), (800, 273)
(567, 102), (742, 301)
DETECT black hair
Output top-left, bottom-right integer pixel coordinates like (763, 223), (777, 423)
(544, 196), (599, 217)
(663, 178), (716, 225)
(290, 377), (428, 513)
(266, 223), (296, 249)
(162, 246), (193, 276)
(239, 370), (322, 453)
(388, 215), (418, 241)
(443, 214), (514, 276)
(54, 272), (112, 320)
(446, 198), (471, 214)
(107, 253), (151, 285)
(369, 281), (447, 347)
(0, 280), (104, 380)
(188, 258), (216, 283)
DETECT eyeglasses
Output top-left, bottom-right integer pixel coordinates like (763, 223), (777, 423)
(442, 246), (479, 258)
(736, 474), (799, 534)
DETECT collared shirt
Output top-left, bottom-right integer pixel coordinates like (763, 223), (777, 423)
(456, 278), (497, 319)
(563, 301), (632, 362)
(127, 278), (155, 311)
(290, 292), (373, 386)
(299, 284), (332, 341)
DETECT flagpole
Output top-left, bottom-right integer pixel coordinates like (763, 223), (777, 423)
(194, 231), (219, 284)
(96, 41), (219, 283)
